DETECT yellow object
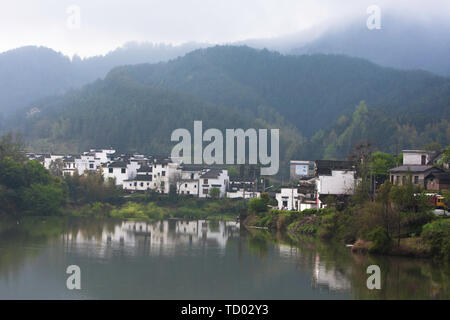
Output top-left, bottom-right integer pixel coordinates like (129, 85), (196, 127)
(436, 196), (447, 210)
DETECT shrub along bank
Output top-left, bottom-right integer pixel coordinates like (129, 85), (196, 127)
(244, 186), (450, 262)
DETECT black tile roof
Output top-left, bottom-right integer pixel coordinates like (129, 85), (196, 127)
(390, 165), (442, 173)
(107, 161), (128, 168)
(315, 160), (355, 175)
(137, 166), (152, 172)
(134, 175), (153, 181)
(200, 169), (224, 179)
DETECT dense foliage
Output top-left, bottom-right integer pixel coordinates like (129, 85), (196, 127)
(0, 133), (123, 216)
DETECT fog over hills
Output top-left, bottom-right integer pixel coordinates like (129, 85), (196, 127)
(0, 12), (449, 119)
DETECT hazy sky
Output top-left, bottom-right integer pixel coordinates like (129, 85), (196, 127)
(1, 0), (449, 58)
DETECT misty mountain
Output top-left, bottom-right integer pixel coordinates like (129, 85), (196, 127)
(289, 15), (450, 77)
(0, 42), (206, 117)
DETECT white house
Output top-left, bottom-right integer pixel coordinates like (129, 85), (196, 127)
(103, 161), (139, 186)
(175, 165), (203, 196)
(316, 170), (356, 196)
(198, 169), (229, 198)
(402, 150), (433, 166)
(123, 165), (153, 191)
(276, 187), (299, 210)
(43, 154), (65, 169)
(122, 159), (180, 194)
(62, 156), (77, 176)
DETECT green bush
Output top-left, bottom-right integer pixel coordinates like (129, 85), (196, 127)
(421, 219), (450, 261)
(248, 198), (268, 215)
(368, 226), (392, 254)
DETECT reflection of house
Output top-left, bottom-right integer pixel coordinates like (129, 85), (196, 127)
(312, 254), (351, 291)
(61, 220), (240, 258)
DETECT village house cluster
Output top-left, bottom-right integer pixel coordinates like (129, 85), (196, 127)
(27, 149), (240, 198)
(275, 160), (357, 211)
(275, 149), (450, 212)
(26, 148), (449, 206)
(389, 150), (450, 190)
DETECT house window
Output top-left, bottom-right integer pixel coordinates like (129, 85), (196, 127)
(191, 173), (194, 179)
(89, 164), (94, 169)
(121, 168), (126, 174)
(421, 155), (426, 165)
(390, 175), (394, 183)
(204, 179), (208, 184)
(162, 171), (166, 176)
(140, 182), (144, 187)
(414, 176), (419, 184)
(109, 168), (113, 173)
(185, 184), (188, 187)
(203, 188), (209, 195)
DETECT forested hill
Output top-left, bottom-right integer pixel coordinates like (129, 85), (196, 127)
(16, 72), (306, 163)
(109, 45), (450, 136)
(10, 46), (450, 162)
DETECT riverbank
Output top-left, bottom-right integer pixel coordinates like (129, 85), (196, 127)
(63, 195), (246, 222)
(243, 209), (450, 261)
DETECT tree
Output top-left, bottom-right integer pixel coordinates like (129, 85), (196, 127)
(0, 132), (27, 162)
(439, 146), (450, 168)
(49, 159), (64, 176)
(22, 183), (65, 216)
(248, 197), (268, 215)
(423, 142), (442, 153)
(209, 187), (221, 199)
(169, 171), (183, 193)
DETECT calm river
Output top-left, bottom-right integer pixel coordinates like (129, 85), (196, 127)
(0, 217), (448, 299)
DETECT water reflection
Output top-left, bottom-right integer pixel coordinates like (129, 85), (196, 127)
(61, 220), (240, 257)
(0, 217), (448, 299)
